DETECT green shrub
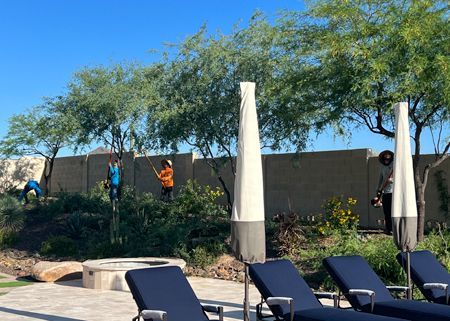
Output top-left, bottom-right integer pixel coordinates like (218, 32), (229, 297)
(187, 241), (228, 268)
(40, 235), (78, 257)
(0, 230), (18, 248)
(64, 210), (103, 239)
(189, 246), (215, 268)
(292, 233), (405, 290)
(0, 195), (25, 233)
(22, 180), (230, 261)
(71, 180), (230, 259)
(418, 227), (450, 269)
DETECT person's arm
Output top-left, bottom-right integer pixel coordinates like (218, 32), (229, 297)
(377, 169), (384, 193)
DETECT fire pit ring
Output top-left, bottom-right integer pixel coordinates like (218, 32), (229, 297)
(82, 257), (186, 291)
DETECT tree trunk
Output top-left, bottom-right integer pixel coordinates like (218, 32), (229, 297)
(412, 110), (425, 242)
(217, 175), (232, 216)
(415, 177), (426, 242)
(43, 156), (56, 197)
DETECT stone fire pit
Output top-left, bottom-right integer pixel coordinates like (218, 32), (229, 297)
(82, 257), (186, 291)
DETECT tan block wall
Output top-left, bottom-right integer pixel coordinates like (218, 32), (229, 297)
(85, 152), (135, 191)
(263, 149), (372, 225)
(0, 157), (46, 192)
(49, 155), (88, 193)
(5, 149), (448, 229)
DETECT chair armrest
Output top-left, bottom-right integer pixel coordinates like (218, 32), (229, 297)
(348, 289), (375, 296)
(424, 283), (449, 304)
(348, 289), (375, 313)
(386, 286), (409, 293)
(266, 297), (294, 321)
(314, 291), (339, 308)
(201, 304), (224, 321)
(266, 296), (293, 306)
(140, 310), (167, 321)
(423, 283), (448, 290)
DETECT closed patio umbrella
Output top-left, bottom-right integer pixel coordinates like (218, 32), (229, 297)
(231, 82), (266, 321)
(392, 102), (418, 299)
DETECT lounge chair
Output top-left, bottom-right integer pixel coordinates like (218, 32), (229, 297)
(125, 266), (223, 321)
(323, 255), (450, 321)
(397, 250), (450, 305)
(249, 259), (409, 321)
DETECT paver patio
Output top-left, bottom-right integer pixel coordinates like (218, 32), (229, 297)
(0, 277), (255, 321)
(0, 276), (337, 321)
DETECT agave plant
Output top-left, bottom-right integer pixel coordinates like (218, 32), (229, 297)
(0, 195), (25, 233)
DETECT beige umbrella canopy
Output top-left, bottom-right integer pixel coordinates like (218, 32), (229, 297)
(231, 82), (266, 321)
(392, 101), (418, 299)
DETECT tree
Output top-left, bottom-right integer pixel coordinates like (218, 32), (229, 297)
(281, 0), (449, 240)
(67, 63), (151, 178)
(143, 15), (322, 210)
(0, 96), (76, 195)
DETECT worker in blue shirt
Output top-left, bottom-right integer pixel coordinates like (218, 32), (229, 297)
(18, 180), (42, 204)
(109, 159), (120, 211)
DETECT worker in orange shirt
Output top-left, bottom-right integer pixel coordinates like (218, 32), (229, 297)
(159, 159), (174, 202)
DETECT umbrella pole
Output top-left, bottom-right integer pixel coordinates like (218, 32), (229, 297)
(406, 251), (412, 299)
(244, 264), (250, 321)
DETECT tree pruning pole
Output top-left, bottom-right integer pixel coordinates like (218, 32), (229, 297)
(143, 150), (161, 181)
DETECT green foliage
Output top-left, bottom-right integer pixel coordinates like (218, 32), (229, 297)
(34, 181), (109, 220)
(0, 230), (19, 248)
(290, 0), (450, 135)
(188, 242), (228, 268)
(316, 196), (359, 235)
(0, 97), (77, 194)
(40, 235), (78, 257)
(286, 227), (450, 292)
(117, 180), (229, 259)
(142, 14), (323, 206)
(294, 233), (405, 290)
(0, 98), (75, 159)
(67, 63), (149, 160)
(65, 211), (102, 240)
(30, 180), (229, 265)
(417, 226), (450, 269)
(279, 0), (450, 239)
(0, 195), (25, 233)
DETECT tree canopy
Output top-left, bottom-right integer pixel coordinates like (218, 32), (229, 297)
(142, 14), (330, 208)
(0, 96), (77, 194)
(67, 63), (152, 161)
(278, 0), (449, 239)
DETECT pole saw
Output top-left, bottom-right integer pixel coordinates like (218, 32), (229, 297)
(143, 150), (163, 185)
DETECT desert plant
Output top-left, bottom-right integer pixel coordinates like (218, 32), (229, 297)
(40, 235), (78, 257)
(316, 196), (359, 235)
(272, 212), (305, 258)
(0, 195), (25, 233)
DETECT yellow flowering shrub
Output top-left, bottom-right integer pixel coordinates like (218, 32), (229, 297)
(317, 196), (359, 235)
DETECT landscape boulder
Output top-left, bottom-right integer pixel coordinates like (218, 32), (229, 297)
(31, 261), (82, 282)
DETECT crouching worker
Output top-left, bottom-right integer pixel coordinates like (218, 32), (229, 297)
(159, 159), (174, 202)
(18, 180), (42, 204)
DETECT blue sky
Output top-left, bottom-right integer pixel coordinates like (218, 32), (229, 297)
(0, 0), (441, 156)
